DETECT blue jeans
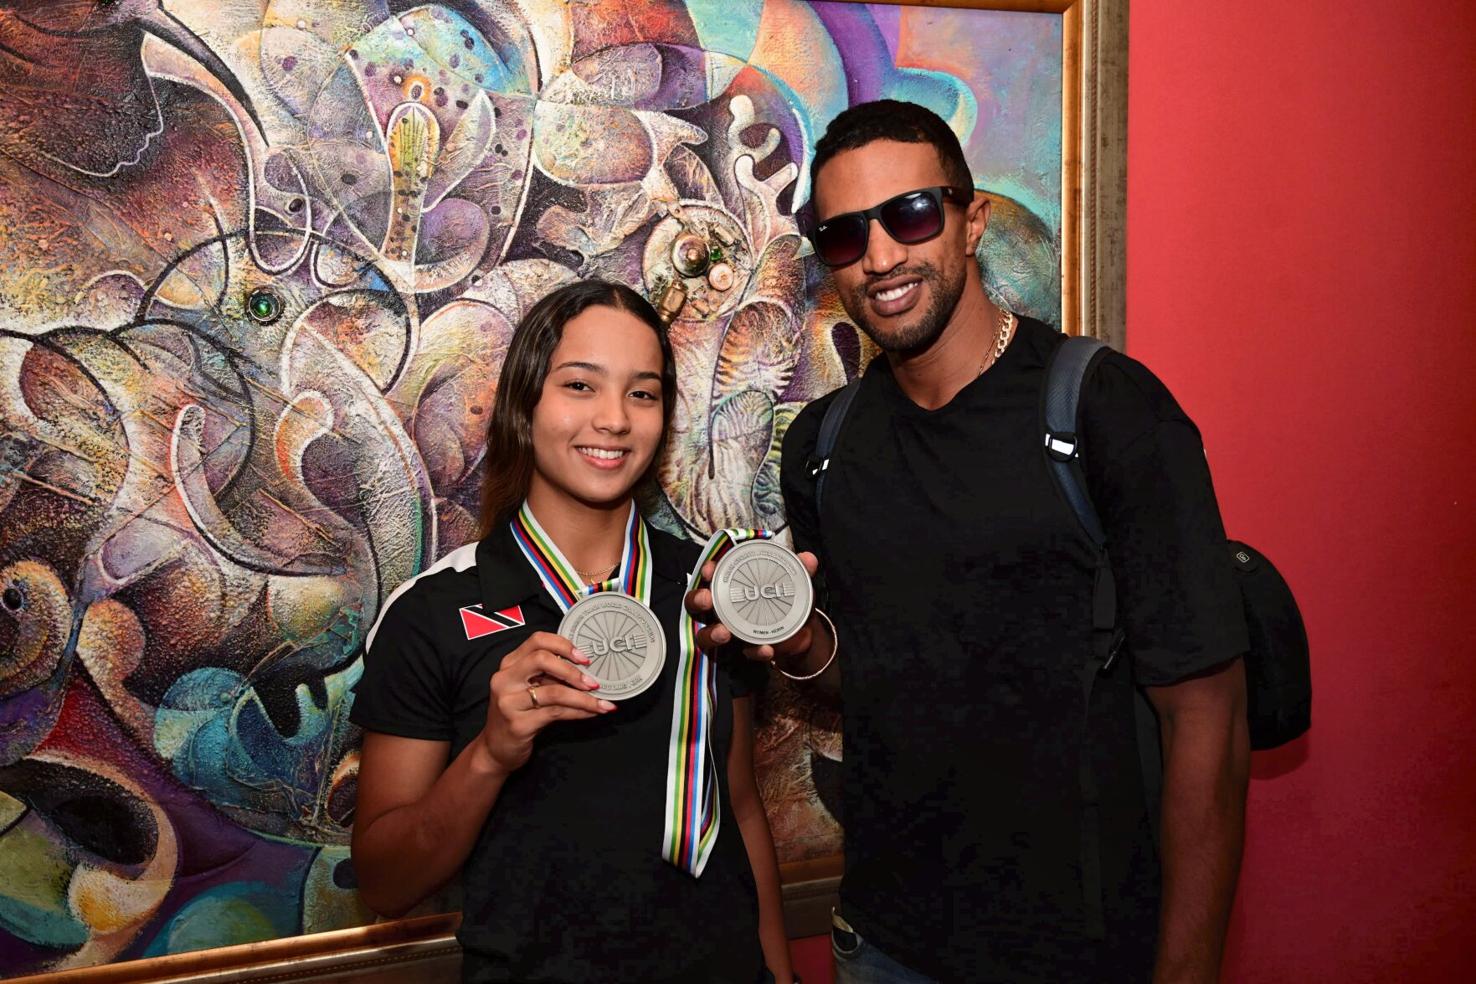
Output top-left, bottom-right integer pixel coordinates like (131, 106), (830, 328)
(830, 911), (938, 984)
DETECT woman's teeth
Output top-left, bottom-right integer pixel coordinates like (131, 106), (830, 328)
(579, 447), (626, 460)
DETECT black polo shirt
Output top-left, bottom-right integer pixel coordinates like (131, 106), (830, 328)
(779, 317), (1249, 982)
(352, 522), (766, 983)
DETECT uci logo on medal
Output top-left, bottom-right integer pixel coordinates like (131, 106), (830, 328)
(586, 630), (647, 657)
(736, 581), (795, 603)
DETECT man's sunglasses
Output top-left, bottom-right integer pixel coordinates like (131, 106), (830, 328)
(807, 186), (974, 268)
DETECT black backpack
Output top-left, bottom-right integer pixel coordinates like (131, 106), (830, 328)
(806, 336), (1311, 936)
(1038, 336), (1311, 751)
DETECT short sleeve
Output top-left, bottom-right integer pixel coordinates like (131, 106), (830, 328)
(1081, 354), (1249, 686)
(350, 587), (455, 740)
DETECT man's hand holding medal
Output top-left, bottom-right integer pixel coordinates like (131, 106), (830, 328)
(683, 534), (839, 683)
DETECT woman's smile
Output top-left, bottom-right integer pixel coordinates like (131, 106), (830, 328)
(575, 445), (631, 469)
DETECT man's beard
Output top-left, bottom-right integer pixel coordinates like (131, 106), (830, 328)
(844, 260), (967, 355)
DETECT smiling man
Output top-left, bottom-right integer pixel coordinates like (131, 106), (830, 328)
(770, 101), (1253, 983)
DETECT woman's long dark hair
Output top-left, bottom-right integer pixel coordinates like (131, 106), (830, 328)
(479, 279), (677, 536)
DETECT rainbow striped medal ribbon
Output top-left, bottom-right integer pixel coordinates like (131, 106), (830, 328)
(510, 502), (664, 701)
(662, 527), (778, 877)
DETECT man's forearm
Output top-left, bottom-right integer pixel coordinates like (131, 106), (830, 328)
(1152, 706), (1251, 983)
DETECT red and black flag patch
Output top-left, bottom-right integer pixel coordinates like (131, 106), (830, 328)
(459, 604), (525, 641)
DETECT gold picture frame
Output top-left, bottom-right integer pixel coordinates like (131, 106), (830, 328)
(5, 915), (463, 984)
(0, 1), (1126, 977)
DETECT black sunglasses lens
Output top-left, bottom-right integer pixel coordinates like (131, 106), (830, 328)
(814, 214), (868, 267)
(880, 191), (944, 244)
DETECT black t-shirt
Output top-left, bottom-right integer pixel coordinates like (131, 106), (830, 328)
(351, 523), (767, 983)
(779, 317), (1248, 982)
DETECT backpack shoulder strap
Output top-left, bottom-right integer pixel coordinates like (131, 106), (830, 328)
(808, 378), (863, 516)
(1042, 334), (1152, 940)
(1042, 334), (1120, 664)
(1042, 335), (1111, 550)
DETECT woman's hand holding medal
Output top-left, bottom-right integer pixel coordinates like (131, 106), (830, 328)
(477, 631), (617, 776)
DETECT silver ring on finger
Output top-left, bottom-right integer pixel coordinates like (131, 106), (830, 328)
(527, 685), (540, 710)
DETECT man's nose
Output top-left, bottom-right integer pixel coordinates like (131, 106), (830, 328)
(861, 217), (906, 275)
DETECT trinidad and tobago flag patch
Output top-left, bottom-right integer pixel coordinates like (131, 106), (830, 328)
(459, 604), (525, 641)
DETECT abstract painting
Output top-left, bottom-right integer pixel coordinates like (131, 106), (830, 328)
(0, 0), (1062, 972)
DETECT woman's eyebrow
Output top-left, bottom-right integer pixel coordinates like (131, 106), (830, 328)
(551, 362), (661, 382)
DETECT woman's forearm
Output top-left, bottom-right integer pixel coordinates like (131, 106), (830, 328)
(735, 798), (795, 982)
(727, 694), (795, 982)
(352, 740), (509, 917)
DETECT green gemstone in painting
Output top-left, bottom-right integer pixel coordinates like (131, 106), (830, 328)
(245, 289), (282, 324)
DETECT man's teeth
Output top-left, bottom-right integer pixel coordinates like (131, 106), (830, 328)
(579, 447), (626, 460)
(876, 282), (916, 302)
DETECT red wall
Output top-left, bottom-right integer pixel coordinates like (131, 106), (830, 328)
(1128, 1), (1476, 980)
(791, 2), (1476, 980)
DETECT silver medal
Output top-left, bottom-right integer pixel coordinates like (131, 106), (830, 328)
(558, 592), (665, 701)
(710, 539), (813, 645)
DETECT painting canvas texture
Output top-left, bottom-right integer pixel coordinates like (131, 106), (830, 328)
(0, 0), (1061, 972)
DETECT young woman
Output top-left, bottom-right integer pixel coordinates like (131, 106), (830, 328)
(350, 280), (795, 983)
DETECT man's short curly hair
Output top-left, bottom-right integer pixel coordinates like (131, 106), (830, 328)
(812, 100), (973, 196)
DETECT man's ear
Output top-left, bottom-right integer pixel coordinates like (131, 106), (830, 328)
(965, 193), (991, 253)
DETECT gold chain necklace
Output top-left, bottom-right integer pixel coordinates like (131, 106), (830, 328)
(576, 562), (618, 580)
(977, 305), (1016, 376)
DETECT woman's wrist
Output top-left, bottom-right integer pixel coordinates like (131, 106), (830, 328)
(468, 734), (514, 781)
